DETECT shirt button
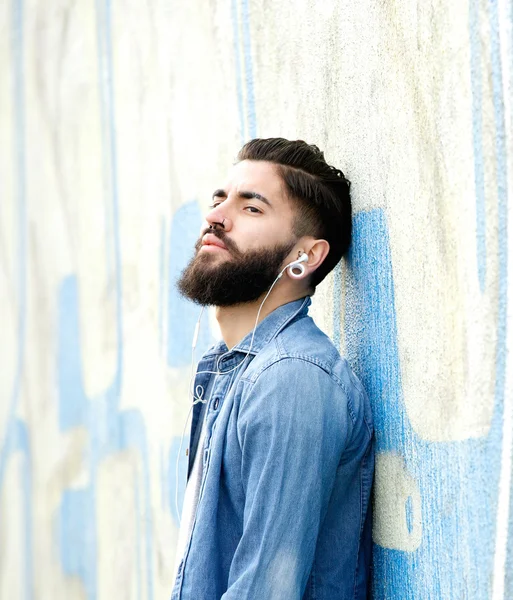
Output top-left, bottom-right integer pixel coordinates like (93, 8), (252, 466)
(213, 397), (220, 410)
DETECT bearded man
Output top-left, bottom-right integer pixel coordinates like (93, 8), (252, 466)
(171, 138), (374, 600)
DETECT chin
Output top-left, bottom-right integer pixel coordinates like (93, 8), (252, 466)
(197, 253), (228, 269)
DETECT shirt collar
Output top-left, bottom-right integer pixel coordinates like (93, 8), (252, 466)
(209, 296), (311, 357)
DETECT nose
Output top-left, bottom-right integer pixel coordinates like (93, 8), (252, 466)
(205, 204), (232, 231)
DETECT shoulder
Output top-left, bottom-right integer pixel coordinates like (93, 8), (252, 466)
(239, 314), (372, 437)
(243, 315), (361, 400)
(236, 358), (349, 450)
(243, 316), (336, 377)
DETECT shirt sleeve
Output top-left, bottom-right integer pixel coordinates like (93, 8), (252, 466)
(221, 358), (352, 600)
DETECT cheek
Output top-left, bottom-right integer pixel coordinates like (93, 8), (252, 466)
(241, 219), (293, 246)
(239, 228), (277, 253)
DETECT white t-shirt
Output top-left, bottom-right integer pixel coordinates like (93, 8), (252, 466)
(173, 386), (211, 579)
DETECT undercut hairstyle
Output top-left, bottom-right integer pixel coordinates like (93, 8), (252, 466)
(236, 137), (352, 288)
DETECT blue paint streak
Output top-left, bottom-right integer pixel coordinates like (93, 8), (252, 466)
(120, 410), (153, 600)
(405, 496), (414, 535)
(231, 0), (246, 144)
(167, 201), (211, 367)
(57, 2), (155, 598)
(240, 0), (257, 139)
(506, 1), (513, 585)
(57, 284), (155, 598)
(0, 0), (27, 490)
(59, 489), (95, 593)
(488, 0), (511, 594)
(345, 209), (505, 599)
(58, 277), (87, 430)
(21, 430), (33, 600)
(0, 4), (33, 599)
(488, 0), (508, 426)
(345, 210), (409, 455)
(2, 420), (33, 600)
(332, 261), (343, 351)
(469, 0), (487, 291)
(104, 0), (124, 388)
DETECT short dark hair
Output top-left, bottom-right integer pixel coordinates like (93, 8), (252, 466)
(236, 137), (351, 288)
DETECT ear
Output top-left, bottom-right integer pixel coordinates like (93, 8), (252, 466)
(303, 238), (330, 274)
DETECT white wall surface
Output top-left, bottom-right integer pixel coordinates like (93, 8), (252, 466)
(1, 1), (512, 598)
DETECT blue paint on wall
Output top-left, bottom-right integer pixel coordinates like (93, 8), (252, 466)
(56, 277), (97, 599)
(57, 281), (156, 600)
(1, 0), (28, 484)
(2, 0), (510, 596)
(20, 432), (33, 600)
(167, 201), (211, 367)
(120, 409), (154, 597)
(505, 3), (513, 594)
(345, 209), (506, 598)
(488, 0), (508, 425)
(231, 0), (246, 144)
(56, 2), (156, 598)
(103, 0), (123, 342)
(488, 0), (511, 593)
(331, 261), (343, 352)
(342, 4), (511, 594)
(59, 489), (95, 594)
(0, 3), (33, 598)
(345, 210), (409, 456)
(469, 0), (487, 291)
(231, 0), (257, 143)
(405, 496), (414, 535)
(2, 419), (33, 600)
(240, 0), (257, 140)
(58, 277), (88, 430)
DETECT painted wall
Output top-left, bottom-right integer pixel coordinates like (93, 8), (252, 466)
(1, 0), (512, 598)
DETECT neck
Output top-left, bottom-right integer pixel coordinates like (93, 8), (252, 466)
(216, 287), (309, 350)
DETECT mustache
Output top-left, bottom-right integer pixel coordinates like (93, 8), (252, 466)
(196, 227), (242, 257)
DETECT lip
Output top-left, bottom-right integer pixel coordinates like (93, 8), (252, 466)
(201, 233), (228, 250)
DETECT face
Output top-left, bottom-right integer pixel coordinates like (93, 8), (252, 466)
(177, 160), (299, 306)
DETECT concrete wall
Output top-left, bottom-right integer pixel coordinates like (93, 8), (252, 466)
(1, 0), (512, 598)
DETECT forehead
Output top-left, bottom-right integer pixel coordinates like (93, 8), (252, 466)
(224, 160), (287, 203)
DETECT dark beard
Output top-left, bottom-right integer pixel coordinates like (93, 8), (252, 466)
(177, 229), (296, 307)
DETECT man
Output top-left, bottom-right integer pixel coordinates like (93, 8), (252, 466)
(172, 138), (374, 599)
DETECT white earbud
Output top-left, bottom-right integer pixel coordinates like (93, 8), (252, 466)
(286, 253), (309, 279)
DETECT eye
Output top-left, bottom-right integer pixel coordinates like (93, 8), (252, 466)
(208, 201), (222, 209)
(245, 206), (262, 214)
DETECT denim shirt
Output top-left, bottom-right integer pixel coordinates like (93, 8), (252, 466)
(171, 297), (374, 600)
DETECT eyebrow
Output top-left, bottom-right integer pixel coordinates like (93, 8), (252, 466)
(212, 189), (272, 207)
